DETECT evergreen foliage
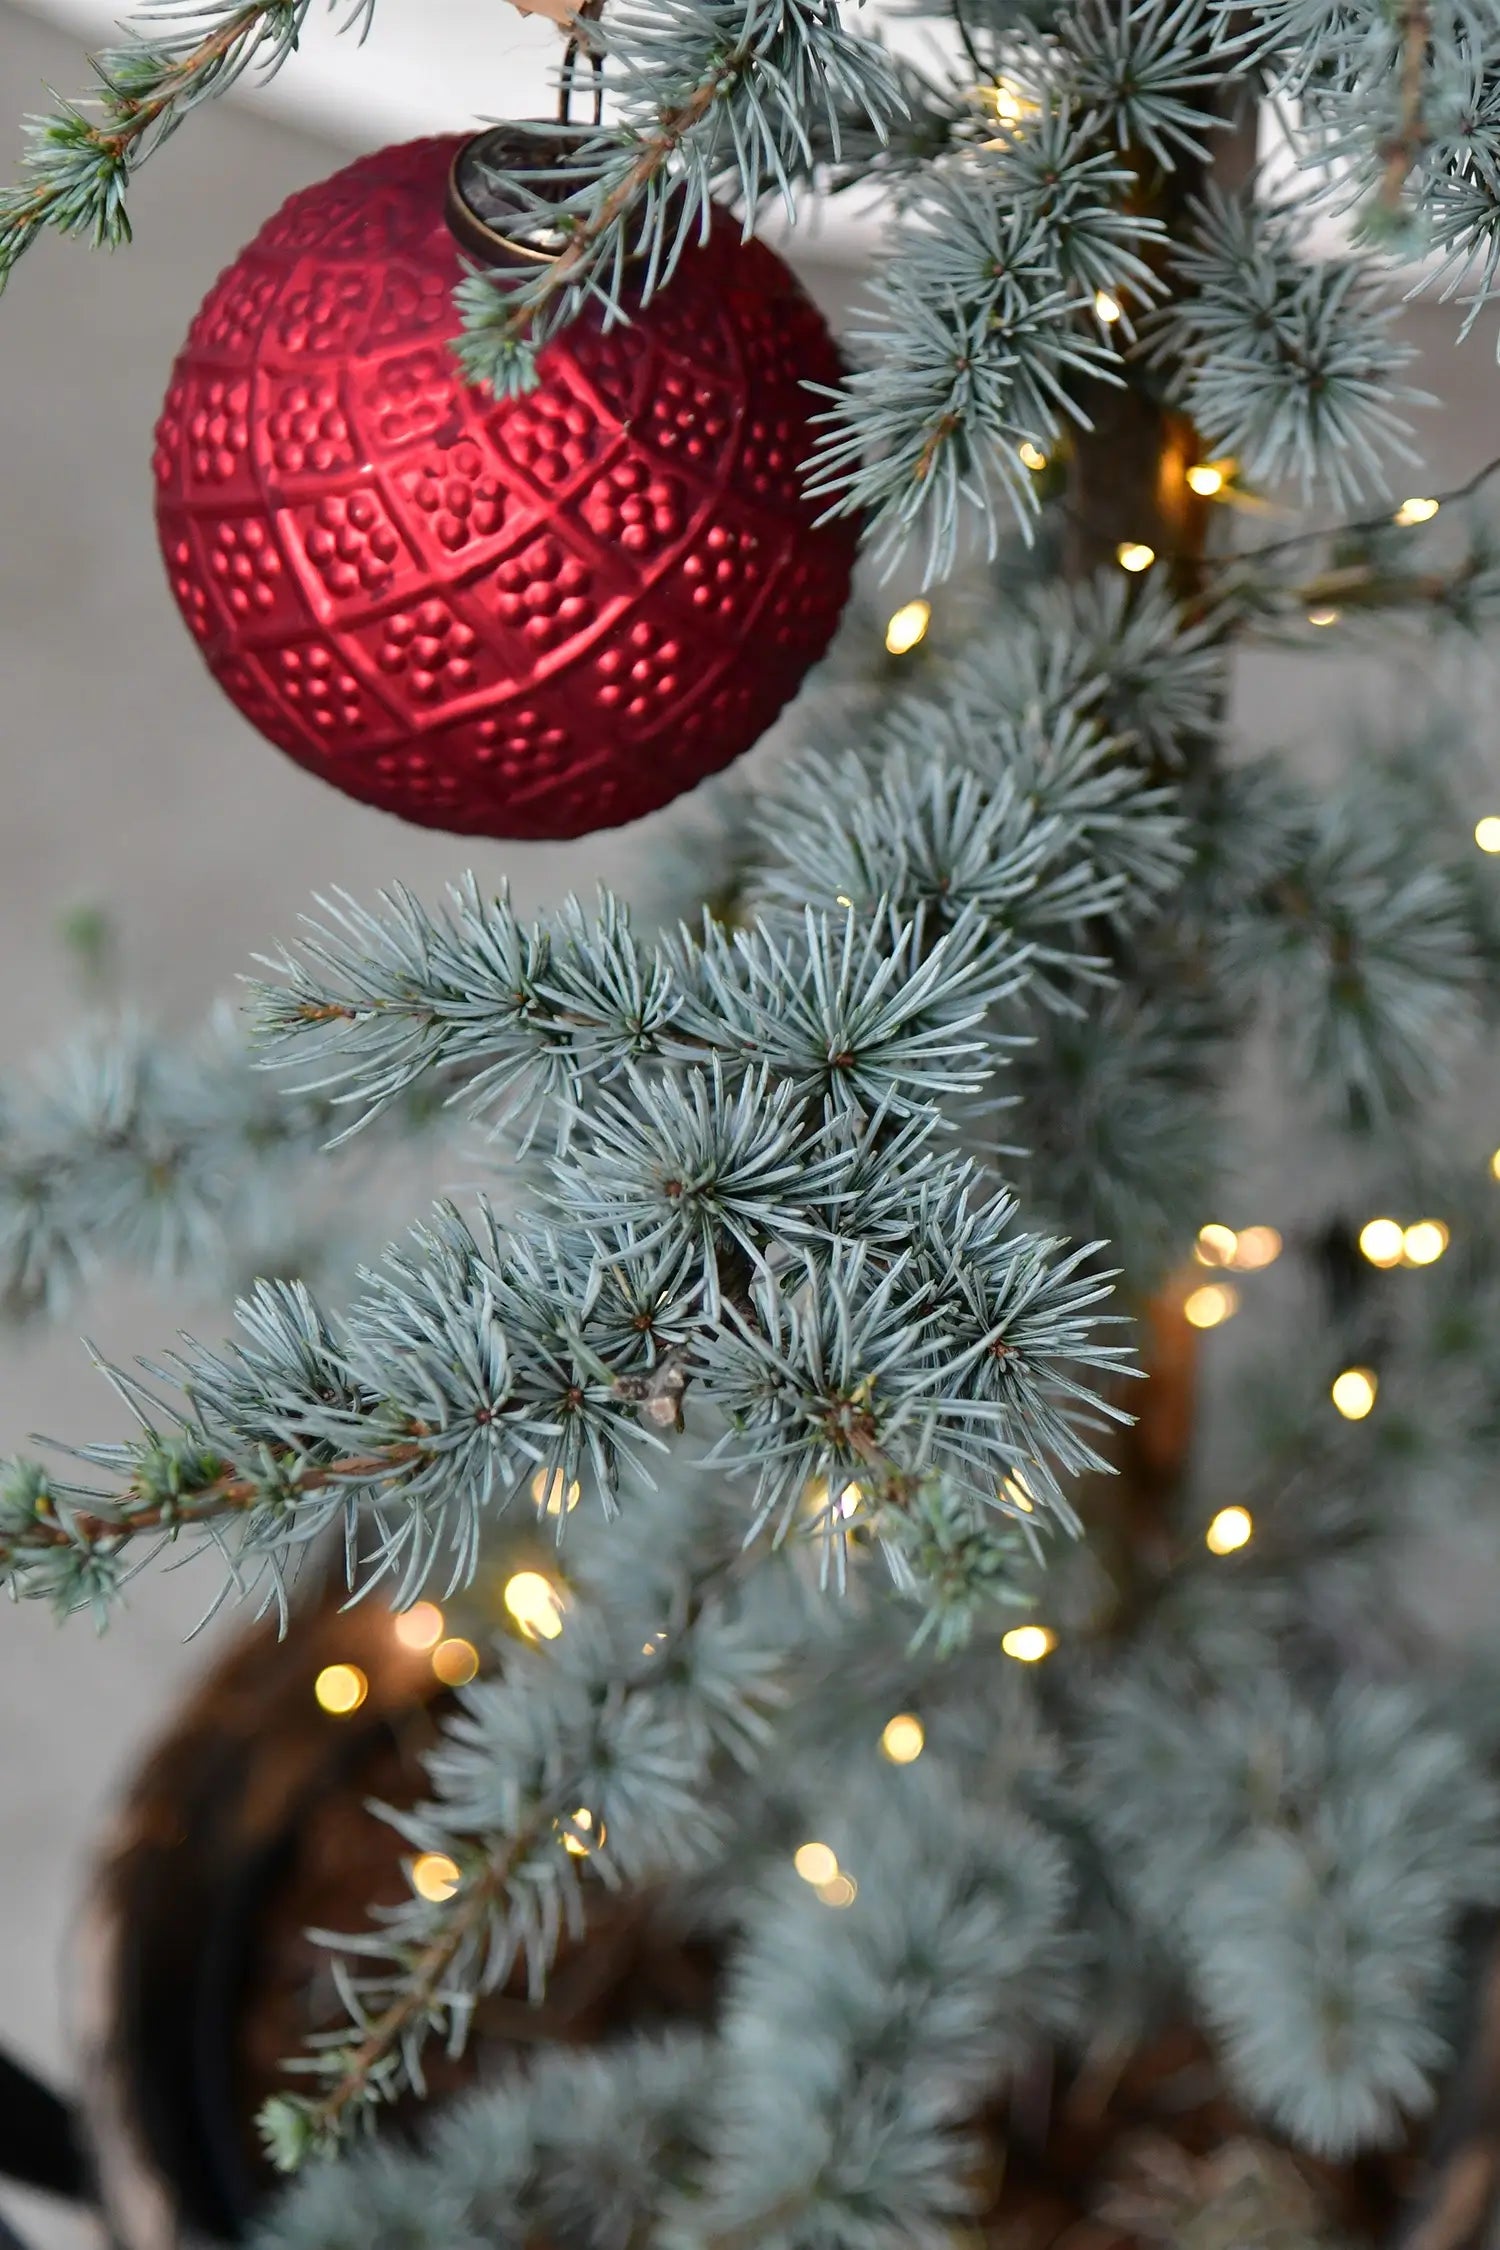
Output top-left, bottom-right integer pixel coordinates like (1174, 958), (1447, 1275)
(5, 0), (1500, 2243)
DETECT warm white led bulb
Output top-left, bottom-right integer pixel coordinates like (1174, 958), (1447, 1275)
(1206, 1505), (1253, 1555)
(1001, 1624), (1056, 1663)
(411, 1852), (461, 1902)
(1402, 1220), (1449, 1266)
(1184, 1283), (1238, 1329)
(1331, 1368), (1378, 1421)
(503, 1572), (565, 1642)
(884, 599), (931, 656)
(880, 1714), (926, 1764)
(1359, 1218), (1404, 1268)
(794, 1841), (839, 1886)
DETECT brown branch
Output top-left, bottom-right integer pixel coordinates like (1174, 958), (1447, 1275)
(1389, 1929), (1500, 2250)
(303, 1807), (553, 2139)
(1, 1438), (429, 1571)
(90, 9), (260, 154)
(1064, 95), (1259, 594)
(840, 1415), (922, 1506)
(4, 3), (281, 237)
(914, 412), (963, 488)
(1061, 102), (1259, 1586)
(298, 1544), (744, 2143)
(1379, 0), (1433, 214)
(290, 1001), (360, 1025)
(614, 1345), (694, 1430)
(492, 68), (728, 345)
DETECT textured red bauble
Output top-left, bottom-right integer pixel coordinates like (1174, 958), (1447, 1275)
(153, 137), (857, 840)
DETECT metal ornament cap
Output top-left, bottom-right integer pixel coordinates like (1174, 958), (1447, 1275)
(445, 125), (602, 273)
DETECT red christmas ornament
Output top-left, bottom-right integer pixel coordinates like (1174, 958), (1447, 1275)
(153, 137), (857, 840)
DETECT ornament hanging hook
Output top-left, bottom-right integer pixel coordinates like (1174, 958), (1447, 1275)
(556, 7), (605, 130)
(447, 1), (607, 271)
(446, 128), (583, 269)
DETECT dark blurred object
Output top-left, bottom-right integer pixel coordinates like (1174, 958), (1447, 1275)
(73, 1587), (451, 2250)
(0, 1581), (1494, 2250)
(57, 1579), (718, 2249)
(0, 2044), (90, 2202)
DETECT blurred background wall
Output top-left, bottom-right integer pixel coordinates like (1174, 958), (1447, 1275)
(0, 5), (1496, 2242)
(0, 14), (865, 2241)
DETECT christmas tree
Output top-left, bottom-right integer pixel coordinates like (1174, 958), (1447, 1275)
(4, 2), (1500, 2245)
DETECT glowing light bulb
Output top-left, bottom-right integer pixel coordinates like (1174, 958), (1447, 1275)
(835, 1480), (863, 1520)
(1491, 1148), (1500, 1182)
(1186, 463), (1225, 496)
(885, 599), (931, 656)
(1184, 1282), (1238, 1329)
(1402, 1219), (1449, 1266)
(1094, 290), (1123, 323)
(1001, 1624), (1056, 1663)
(1394, 496), (1439, 526)
(1331, 1367), (1378, 1420)
(1195, 1223), (1238, 1267)
(1231, 1225), (1282, 1270)
(1001, 1470), (1036, 1513)
(978, 78), (1029, 123)
(393, 1601), (444, 1652)
(531, 1467), (581, 1517)
(314, 1663), (368, 1717)
(411, 1852), (461, 1902)
(1018, 441), (1048, 473)
(1206, 1505), (1253, 1556)
(794, 1841), (840, 1886)
(559, 1807), (604, 1858)
(432, 1637), (480, 1687)
(1117, 542), (1156, 574)
(818, 1874), (858, 1907)
(1475, 816), (1500, 853)
(880, 1714), (926, 1764)
(1307, 606), (1341, 627)
(503, 1572), (565, 1642)
(1359, 1217), (1405, 1268)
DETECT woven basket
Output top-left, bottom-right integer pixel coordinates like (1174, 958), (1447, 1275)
(0, 1583), (1491, 2250)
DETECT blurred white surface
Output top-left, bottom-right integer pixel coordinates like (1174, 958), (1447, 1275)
(8, 0), (564, 144)
(4, 0), (905, 259)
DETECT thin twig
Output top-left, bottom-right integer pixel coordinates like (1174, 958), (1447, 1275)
(1234, 453), (1500, 567)
(300, 1541), (744, 2138)
(2, 3), (286, 242)
(948, 0), (989, 94)
(0, 1437), (429, 1570)
(1378, 0), (1432, 214)
(304, 1807), (552, 2138)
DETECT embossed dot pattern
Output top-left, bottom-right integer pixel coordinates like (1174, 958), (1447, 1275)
(154, 137), (857, 839)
